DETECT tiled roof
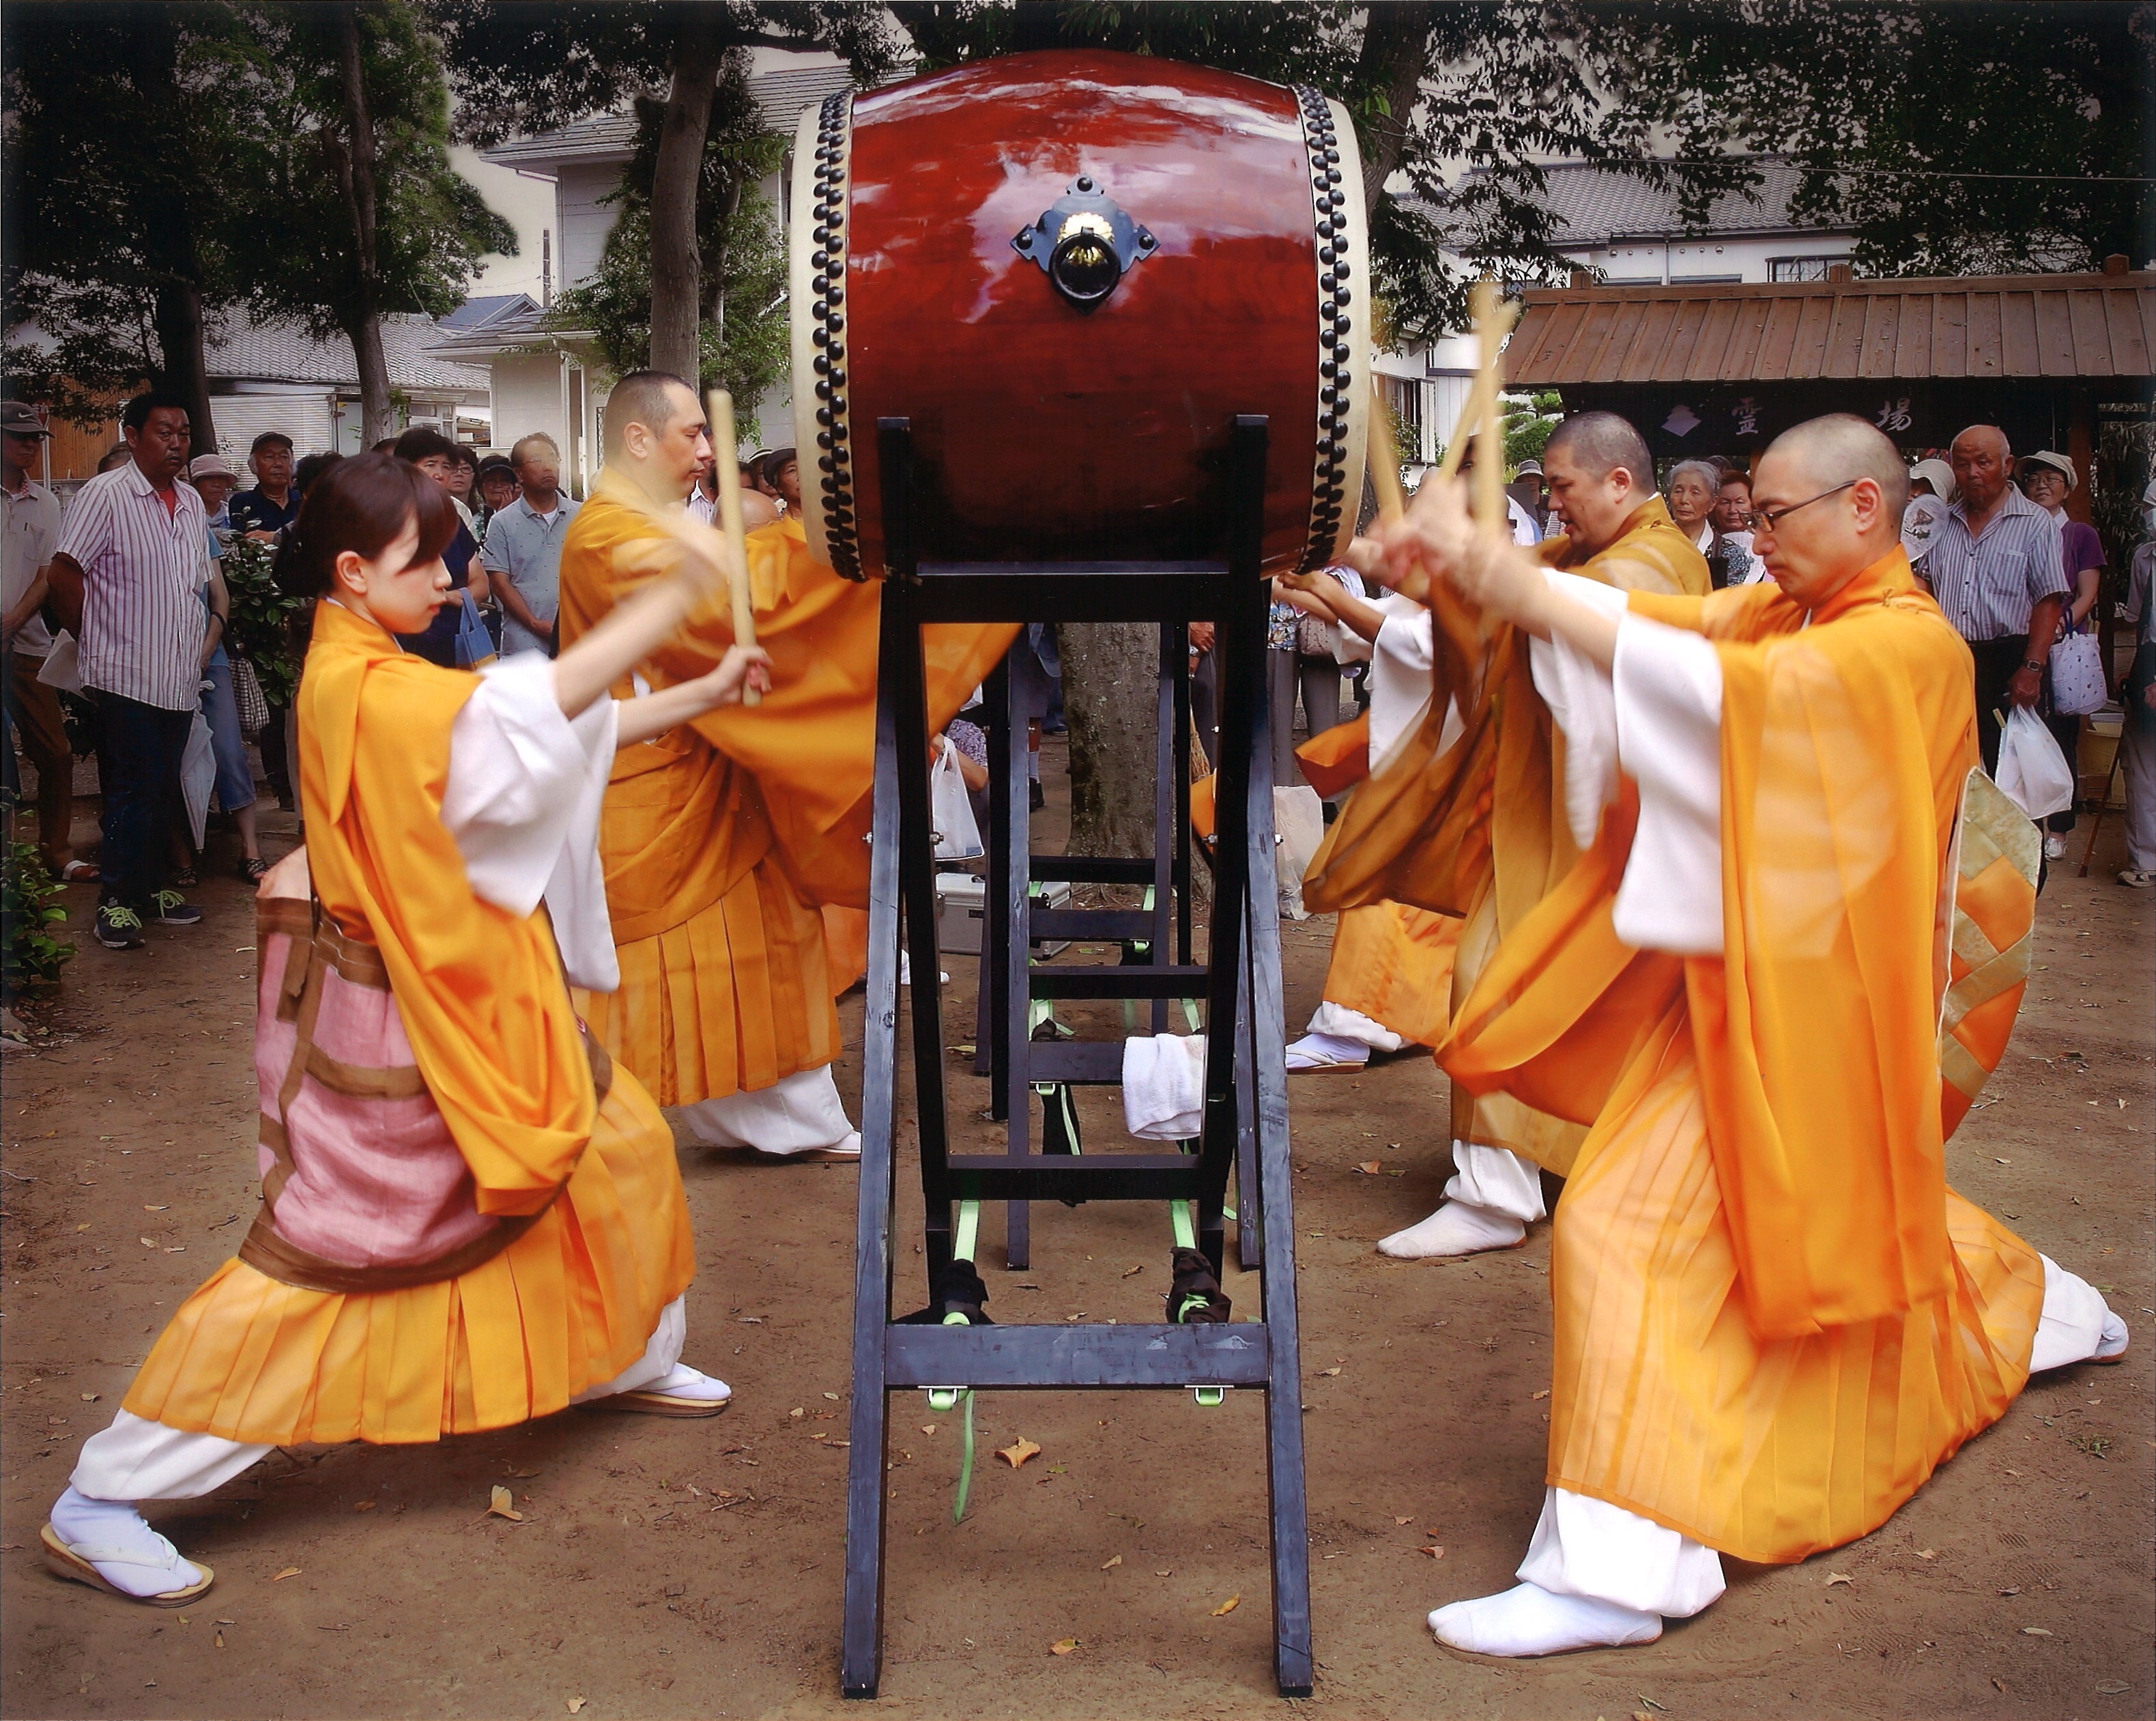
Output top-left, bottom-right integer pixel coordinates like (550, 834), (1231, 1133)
(1506, 270), (2156, 386)
(206, 315), (489, 391)
(425, 304), (594, 356)
(1416, 158), (1846, 246)
(483, 61), (863, 167)
(439, 293), (542, 331)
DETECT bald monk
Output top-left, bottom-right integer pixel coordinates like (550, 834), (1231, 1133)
(1375, 414), (2125, 1656)
(558, 370), (1012, 1158)
(1305, 412), (1709, 1259)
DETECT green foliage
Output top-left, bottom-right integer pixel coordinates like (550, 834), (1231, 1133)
(220, 537), (308, 708)
(1, 838), (74, 1000)
(235, 2), (517, 342)
(1503, 393), (1564, 474)
(0, 2), (260, 419)
(550, 55), (788, 437)
(1597, 2), (2151, 279)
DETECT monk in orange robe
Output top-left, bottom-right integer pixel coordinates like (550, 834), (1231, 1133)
(556, 371), (1011, 1158)
(1360, 414), (2125, 1657)
(42, 453), (768, 1604)
(1305, 414), (1708, 1259)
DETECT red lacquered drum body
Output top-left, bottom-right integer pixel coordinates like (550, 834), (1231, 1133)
(788, 50), (1369, 579)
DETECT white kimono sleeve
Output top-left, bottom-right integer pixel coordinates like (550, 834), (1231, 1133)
(440, 653), (622, 992)
(1527, 570), (1725, 956)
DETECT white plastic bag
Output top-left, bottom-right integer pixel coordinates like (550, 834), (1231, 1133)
(35, 631), (81, 693)
(2048, 622), (2108, 717)
(930, 741), (982, 859)
(1271, 784), (1326, 920)
(1994, 704), (2074, 820)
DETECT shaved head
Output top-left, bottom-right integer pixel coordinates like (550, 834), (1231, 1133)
(1545, 411), (1652, 491)
(1763, 413), (1910, 518)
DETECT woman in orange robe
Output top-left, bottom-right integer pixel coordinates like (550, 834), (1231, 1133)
(42, 453), (769, 1606)
(1364, 416), (2125, 1658)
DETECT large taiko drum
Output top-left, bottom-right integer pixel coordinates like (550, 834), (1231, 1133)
(787, 49), (1370, 580)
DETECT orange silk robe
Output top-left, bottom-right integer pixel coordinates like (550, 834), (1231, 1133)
(1305, 498), (1708, 1171)
(557, 483), (1013, 1100)
(124, 601), (693, 1445)
(1441, 552), (2045, 1563)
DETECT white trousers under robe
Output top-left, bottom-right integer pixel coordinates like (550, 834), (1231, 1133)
(70, 1296), (690, 1506)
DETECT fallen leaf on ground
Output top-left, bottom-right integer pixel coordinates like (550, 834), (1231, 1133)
(920, 1425), (937, 1435)
(1825, 1572), (1854, 1587)
(1212, 1595), (1241, 1617)
(788, 1407), (805, 1419)
(214, 1632), (225, 1649)
(139, 1236), (156, 1248)
(2097, 1680), (2130, 1694)
(272, 1567), (301, 1582)
(2022, 1626), (2052, 1636)
(1356, 1161), (1381, 1175)
(1394, 1516), (1414, 1526)
(1121, 1264), (1144, 1278)
(504, 1467), (539, 1479)
(998, 1438), (1042, 1469)
(1531, 1389), (1549, 1400)
(1998, 1587), (2020, 1596)
(1915, 1549), (1937, 1560)
(1420, 1545), (1445, 1559)
(80, 1393), (98, 1402)
(1050, 1637), (1078, 1656)
(567, 1700), (587, 1714)
(488, 1485), (523, 1522)
(143, 1204), (168, 1212)
(1101, 1554), (1122, 1570)
(352, 1500), (376, 1513)
(1319, 1366), (1340, 1377)
(823, 1392), (839, 1401)
(1155, 1569), (1173, 1576)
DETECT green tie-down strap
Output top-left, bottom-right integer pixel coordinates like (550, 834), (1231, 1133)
(927, 1374), (978, 1522)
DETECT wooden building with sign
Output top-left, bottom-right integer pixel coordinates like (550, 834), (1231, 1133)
(1506, 259), (2154, 526)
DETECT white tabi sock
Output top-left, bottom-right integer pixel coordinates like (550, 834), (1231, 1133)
(637, 1364), (732, 1404)
(1285, 1032), (1370, 1072)
(48, 1486), (207, 1601)
(1428, 1580), (1661, 1657)
(1377, 1200), (1525, 1259)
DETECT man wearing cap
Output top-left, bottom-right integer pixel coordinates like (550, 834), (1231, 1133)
(0, 400), (81, 880)
(2021, 451), (2106, 859)
(1925, 425), (2067, 776)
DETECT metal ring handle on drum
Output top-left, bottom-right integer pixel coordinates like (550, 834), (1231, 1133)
(790, 90), (865, 579)
(1292, 87), (1371, 574)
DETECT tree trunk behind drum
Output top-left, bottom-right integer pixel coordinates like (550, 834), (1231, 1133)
(649, 9), (723, 385)
(326, 3), (394, 446)
(1355, 2), (1435, 223)
(1059, 623), (1160, 861)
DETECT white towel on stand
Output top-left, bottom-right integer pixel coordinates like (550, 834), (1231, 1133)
(1121, 1032), (1207, 1141)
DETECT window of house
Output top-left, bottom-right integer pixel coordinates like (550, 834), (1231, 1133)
(1769, 257), (1846, 283)
(1381, 375), (1424, 456)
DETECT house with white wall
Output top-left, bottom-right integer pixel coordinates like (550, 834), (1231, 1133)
(1377, 158), (1856, 466)
(433, 54), (859, 493)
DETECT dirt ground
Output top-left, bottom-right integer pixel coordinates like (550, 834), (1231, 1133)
(3, 741), (2151, 1721)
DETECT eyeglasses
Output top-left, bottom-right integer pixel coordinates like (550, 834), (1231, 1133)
(1753, 479), (1855, 530)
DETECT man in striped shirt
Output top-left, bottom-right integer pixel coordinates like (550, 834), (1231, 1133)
(1922, 424), (2067, 776)
(48, 393), (209, 950)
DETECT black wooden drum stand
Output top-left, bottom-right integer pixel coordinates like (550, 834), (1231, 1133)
(841, 418), (1312, 1698)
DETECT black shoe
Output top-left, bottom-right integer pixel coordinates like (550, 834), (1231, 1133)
(94, 902), (146, 950)
(150, 890), (203, 926)
(1029, 779), (1046, 811)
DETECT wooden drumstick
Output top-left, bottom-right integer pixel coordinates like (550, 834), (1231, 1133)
(1471, 276), (1505, 535)
(1367, 379), (1407, 524)
(1432, 292), (1520, 485)
(705, 388), (760, 707)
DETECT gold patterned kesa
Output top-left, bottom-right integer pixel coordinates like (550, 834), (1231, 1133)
(1938, 769), (2040, 1139)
